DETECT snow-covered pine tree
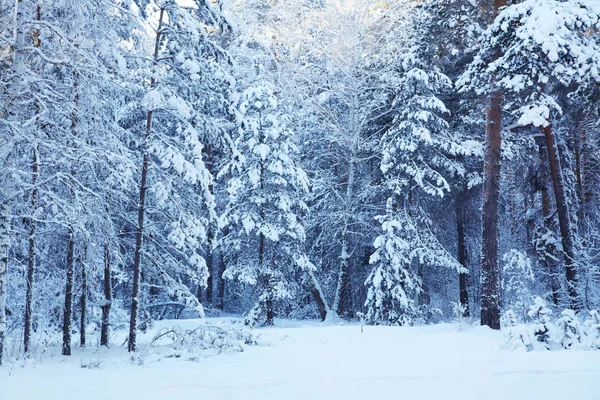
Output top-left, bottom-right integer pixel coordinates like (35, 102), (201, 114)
(584, 310), (600, 349)
(556, 309), (582, 349)
(220, 75), (311, 327)
(365, 0), (469, 324)
(502, 250), (535, 322)
(528, 297), (554, 349)
(364, 198), (422, 326)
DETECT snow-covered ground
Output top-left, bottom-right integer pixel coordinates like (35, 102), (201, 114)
(1, 319), (599, 400)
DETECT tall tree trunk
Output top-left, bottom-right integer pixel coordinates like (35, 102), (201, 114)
(80, 247), (87, 347)
(62, 228), (75, 356)
(129, 7), (164, 352)
(100, 244), (112, 347)
(537, 138), (560, 306)
(24, 4), (42, 355)
(480, 0), (506, 331)
(0, 204), (10, 366)
(24, 146), (38, 354)
(480, 88), (503, 330)
(456, 192), (470, 317)
(333, 159), (356, 317)
(63, 52), (80, 356)
(543, 123), (579, 309)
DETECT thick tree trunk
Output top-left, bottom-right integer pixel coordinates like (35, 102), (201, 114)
(479, 0), (506, 330)
(0, 204), (10, 365)
(333, 240), (351, 317)
(480, 88), (503, 330)
(306, 270), (329, 321)
(129, 7), (164, 353)
(100, 245), (112, 347)
(24, 146), (38, 354)
(543, 123), (579, 309)
(62, 229), (75, 356)
(456, 192), (470, 317)
(80, 248), (87, 347)
(333, 137), (358, 318)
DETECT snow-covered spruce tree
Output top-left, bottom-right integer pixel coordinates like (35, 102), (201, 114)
(220, 76), (312, 327)
(584, 310), (600, 349)
(128, 0), (233, 352)
(365, 0), (470, 325)
(528, 297), (554, 349)
(555, 309), (582, 349)
(364, 198), (422, 326)
(502, 250), (535, 322)
(460, 0), (600, 311)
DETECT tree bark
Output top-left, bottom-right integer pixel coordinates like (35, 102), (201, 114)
(0, 204), (10, 366)
(543, 123), (579, 309)
(456, 192), (470, 317)
(62, 228), (74, 356)
(480, 88), (503, 330)
(129, 7), (164, 353)
(100, 244), (112, 347)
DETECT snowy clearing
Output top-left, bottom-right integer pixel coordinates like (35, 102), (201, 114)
(2, 319), (600, 400)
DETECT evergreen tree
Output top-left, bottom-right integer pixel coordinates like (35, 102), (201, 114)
(220, 76), (311, 326)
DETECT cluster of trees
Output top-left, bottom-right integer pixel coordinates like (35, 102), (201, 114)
(1, 0), (600, 362)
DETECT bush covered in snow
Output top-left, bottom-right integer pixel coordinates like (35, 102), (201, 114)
(503, 297), (600, 352)
(150, 324), (256, 362)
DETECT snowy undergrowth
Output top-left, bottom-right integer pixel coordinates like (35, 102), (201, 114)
(503, 298), (600, 352)
(1, 318), (257, 369)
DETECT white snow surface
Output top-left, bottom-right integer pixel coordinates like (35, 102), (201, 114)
(2, 318), (600, 399)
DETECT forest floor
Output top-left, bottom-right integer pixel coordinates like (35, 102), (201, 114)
(1, 318), (599, 399)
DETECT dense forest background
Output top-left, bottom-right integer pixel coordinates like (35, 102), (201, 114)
(1, 0), (600, 360)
